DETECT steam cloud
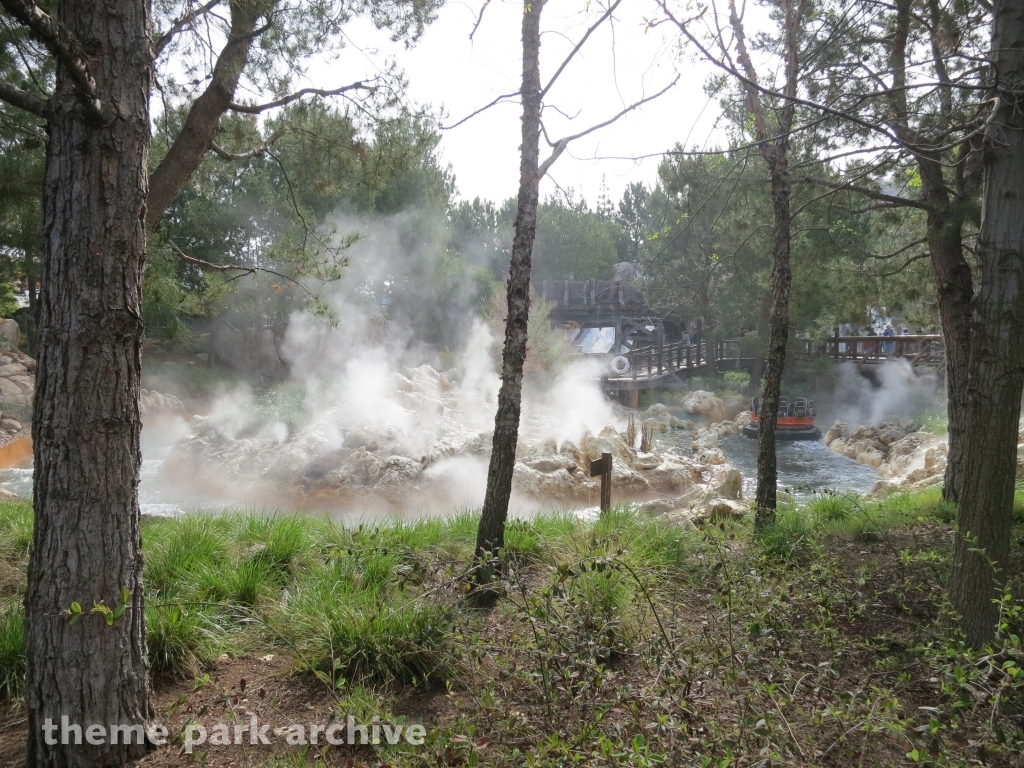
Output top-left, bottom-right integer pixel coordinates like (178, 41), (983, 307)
(831, 360), (942, 427)
(144, 209), (621, 516)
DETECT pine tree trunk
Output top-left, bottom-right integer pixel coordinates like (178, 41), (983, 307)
(754, 148), (792, 528)
(948, 0), (1024, 648)
(475, 0), (544, 560)
(24, 1), (153, 765)
(891, 0), (975, 505)
(918, 156), (973, 504)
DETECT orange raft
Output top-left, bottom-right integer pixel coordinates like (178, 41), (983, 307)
(741, 397), (822, 441)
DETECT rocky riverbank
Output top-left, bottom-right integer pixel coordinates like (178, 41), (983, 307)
(822, 417), (951, 495)
(161, 365), (751, 517)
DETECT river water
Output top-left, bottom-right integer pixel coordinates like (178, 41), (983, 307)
(716, 434), (879, 499)
(0, 426), (881, 515)
(0, 427), (231, 516)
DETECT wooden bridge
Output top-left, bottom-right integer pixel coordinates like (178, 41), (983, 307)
(600, 335), (945, 402)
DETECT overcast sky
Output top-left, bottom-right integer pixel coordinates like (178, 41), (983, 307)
(317, 0), (730, 207)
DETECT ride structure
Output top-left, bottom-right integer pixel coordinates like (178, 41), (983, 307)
(742, 396), (822, 441)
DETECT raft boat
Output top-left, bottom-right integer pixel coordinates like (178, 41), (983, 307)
(741, 396), (822, 441)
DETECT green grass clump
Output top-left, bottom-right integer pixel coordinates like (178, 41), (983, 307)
(0, 603), (25, 697)
(0, 500), (32, 562)
(755, 508), (814, 561)
(273, 554), (453, 686)
(806, 491), (855, 523)
(235, 514), (314, 573)
(146, 603), (230, 678)
(919, 411), (949, 435)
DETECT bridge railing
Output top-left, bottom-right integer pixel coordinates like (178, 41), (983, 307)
(806, 335), (945, 363)
(617, 340), (709, 380)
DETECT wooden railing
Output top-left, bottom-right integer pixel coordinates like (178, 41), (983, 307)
(806, 335), (945, 363)
(614, 341), (710, 380)
(606, 334), (945, 382)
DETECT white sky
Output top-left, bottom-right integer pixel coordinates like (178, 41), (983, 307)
(317, 0), (730, 206)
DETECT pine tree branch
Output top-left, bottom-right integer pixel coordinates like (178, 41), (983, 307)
(228, 81), (373, 114)
(167, 241), (316, 298)
(800, 175), (931, 210)
(658, 0), (996, 157)
(154, 0), (222, 58)
(0, 0), (101, 119)
(0, 78), (47, 117)
(209, 130), (282, 160)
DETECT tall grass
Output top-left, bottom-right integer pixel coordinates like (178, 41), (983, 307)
(0, 487), (1016, 706)
(0, 602), (25, 697)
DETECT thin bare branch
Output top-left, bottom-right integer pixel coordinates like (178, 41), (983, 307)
(228, 81), (373, 114)
(540, 0), (624, 99)
(0, 78), (47, 117)
(658, 0), (995, 157)
(442, 91), (518, 130)
(154, 0), (222, 58)
(0, 0), (101, 119)
(469, 0), (490, 41)
(869, 237), (929, 260)
(538, 75), (679, 176)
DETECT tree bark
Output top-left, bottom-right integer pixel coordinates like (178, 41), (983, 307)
(754, 147), (793, 528)
(23, 1), (152, 765)
(890, 0), (975, 504)
(727, 0), (800, 529)
(948, 0), (1024, 648)
(146, 1), (260, 231)
(918, 155), (973, 504)
(475, 0), (544, 562)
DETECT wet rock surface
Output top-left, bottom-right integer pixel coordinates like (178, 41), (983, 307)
(164, 370), (745, 516)
(822, 417), (948, 495)
(0, 320), (34, 411)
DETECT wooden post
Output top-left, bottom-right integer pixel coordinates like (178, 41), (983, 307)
(590, 451), (612, 513)
(629, 389), (638, 409)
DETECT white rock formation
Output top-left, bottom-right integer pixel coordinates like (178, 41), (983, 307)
(0, 319), (35, 409)
(679, 390), (729, 423)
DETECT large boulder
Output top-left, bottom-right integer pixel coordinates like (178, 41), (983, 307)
(0, 343), (35, 409)
(375, 455), (424, 489)
(680, 390), (729, 424)
(714, 467), (743, 500)
(823, 420), (846, 447)
(523, 455), (577, 474)
(697, 498), (748, 523)
(0, 319), (19, 354)
(641, 460), (697, 495)
(878, 419), (921, 446)
(513, 464), (595, 503)
(888, 431), (925, 458)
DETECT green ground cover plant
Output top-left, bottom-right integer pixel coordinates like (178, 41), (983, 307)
(0, 492), (1020, 766)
